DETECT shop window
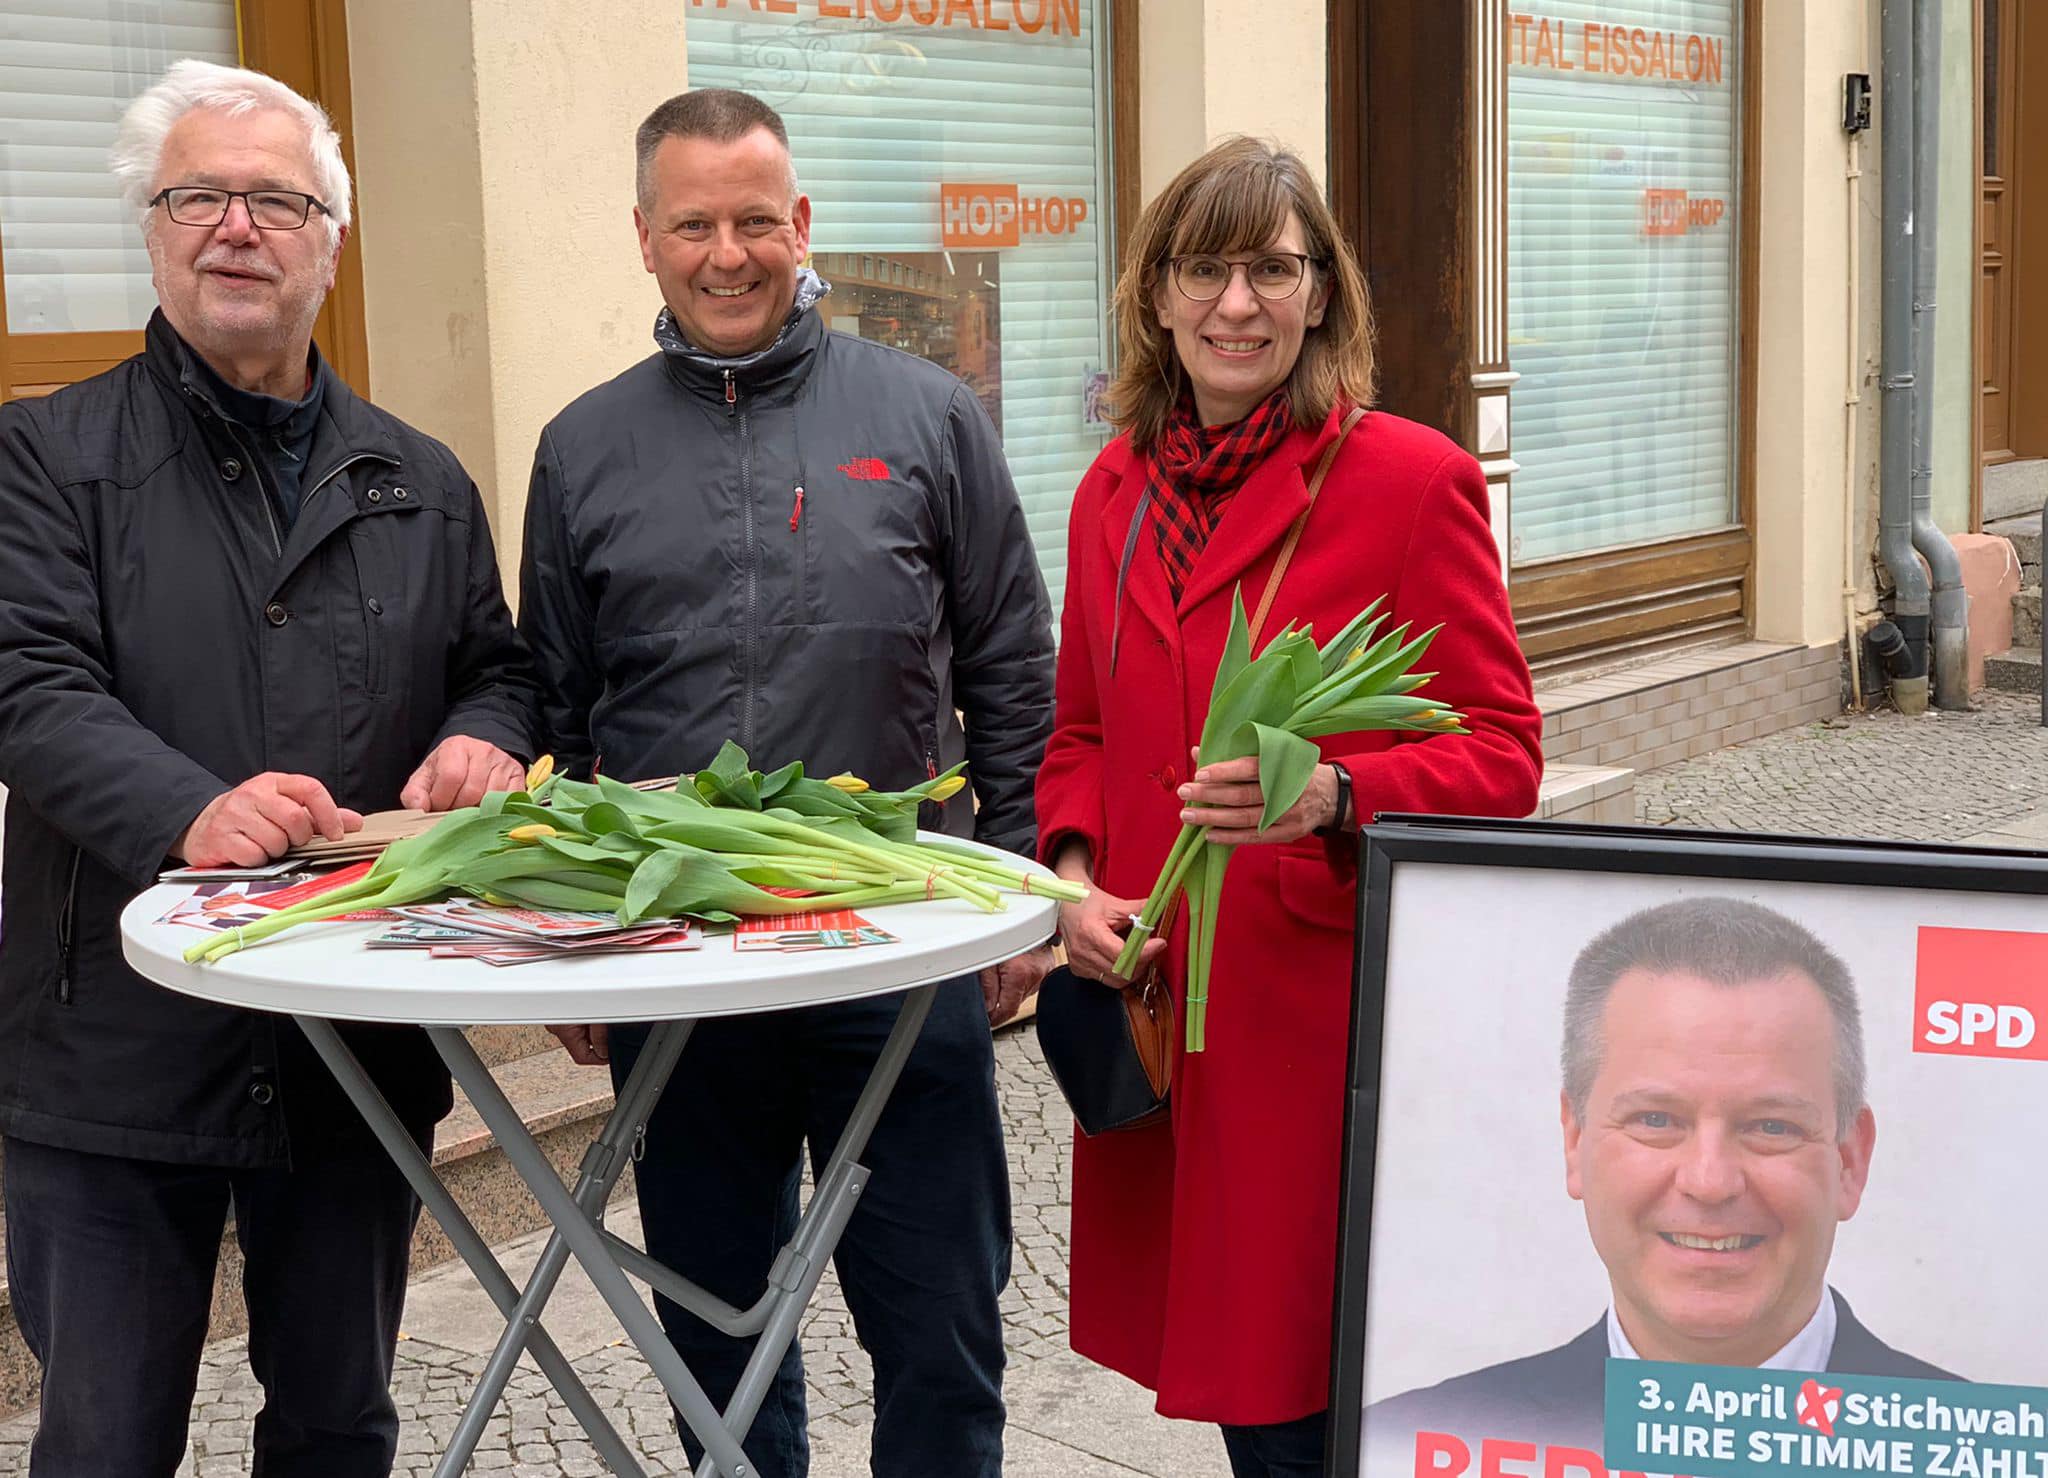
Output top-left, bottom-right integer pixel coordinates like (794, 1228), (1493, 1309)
(685, 0), (1118, 612)
(1505, 3), (1744, 564)
(1, 3), (240, 334)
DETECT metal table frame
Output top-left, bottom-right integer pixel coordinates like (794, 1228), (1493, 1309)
(297, 979), (939, 1478)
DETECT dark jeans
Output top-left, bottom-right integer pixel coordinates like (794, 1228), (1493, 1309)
(1221, 1408), (1331, 1478)
(2, 1130), (426, 1478)
(611, 975), (1010, 1478)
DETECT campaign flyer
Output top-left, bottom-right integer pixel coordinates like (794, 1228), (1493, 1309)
(732, 910), (898, 952)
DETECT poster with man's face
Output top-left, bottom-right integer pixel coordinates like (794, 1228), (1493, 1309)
(1337, 829), (2048, 1478)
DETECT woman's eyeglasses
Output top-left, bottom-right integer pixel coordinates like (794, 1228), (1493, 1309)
(1167, 252), (1318, 302)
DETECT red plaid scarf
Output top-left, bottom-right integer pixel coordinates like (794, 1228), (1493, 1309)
(1147, 390), (1294, 601)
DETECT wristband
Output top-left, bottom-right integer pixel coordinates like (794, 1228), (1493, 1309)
(1314, 762), (1352, 837)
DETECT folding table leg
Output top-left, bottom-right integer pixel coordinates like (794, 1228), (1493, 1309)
(430, 1027), (762, 1478)
(292, 1017), (643, 1478)
(438, 1018), (697, 1473)
(693, 981), (940, 1478)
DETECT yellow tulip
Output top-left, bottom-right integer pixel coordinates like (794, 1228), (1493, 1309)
(825, 773), (871, 794)
(524, 754), (555, 790)
(507, 823), (557, 843)
(927, 774), (968, 803)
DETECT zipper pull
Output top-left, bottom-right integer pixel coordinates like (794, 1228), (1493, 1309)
(790, 485), (805, 532)
(723, 369), (736, 410)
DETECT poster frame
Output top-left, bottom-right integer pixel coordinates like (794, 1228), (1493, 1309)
(1327, 815), (2048, 1477)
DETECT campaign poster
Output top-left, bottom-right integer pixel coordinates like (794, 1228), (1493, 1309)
(1333, 822), (2048, 1478)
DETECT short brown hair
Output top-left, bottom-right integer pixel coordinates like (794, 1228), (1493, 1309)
(635, 88), (796, 211)
(1561, 897), (1867, 1136)
(1108, 137), (1375, 449)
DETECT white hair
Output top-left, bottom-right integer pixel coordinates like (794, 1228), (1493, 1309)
(111, 59), (353, 246)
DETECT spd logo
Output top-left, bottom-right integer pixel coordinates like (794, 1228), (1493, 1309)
(1913, 926), (2047, 1061)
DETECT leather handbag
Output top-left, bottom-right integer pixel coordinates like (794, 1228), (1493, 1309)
(1036, 963), (1175, 1136)
(1038, 406), (1367, 1137)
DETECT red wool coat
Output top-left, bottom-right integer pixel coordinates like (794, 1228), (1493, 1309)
(1035, 406), (1543, 1425)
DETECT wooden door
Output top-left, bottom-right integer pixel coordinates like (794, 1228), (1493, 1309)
(1985, 0), (2048, 465)
(1983, 0), (2017, 463)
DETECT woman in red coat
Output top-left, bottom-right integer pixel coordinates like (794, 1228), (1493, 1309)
(1037, 138), (1544, 1475)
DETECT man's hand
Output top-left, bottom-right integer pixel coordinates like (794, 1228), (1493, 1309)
(981, 943), (1055, 1027)
(174, 773), (363, 867)
(549, 1024), (610, 1065)
(1057, 886), (1165, 986)
(1178, 748), (1340, 847)
(400, 735), (527, 812)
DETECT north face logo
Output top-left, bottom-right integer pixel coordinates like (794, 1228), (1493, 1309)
(837, 458), (890, 480)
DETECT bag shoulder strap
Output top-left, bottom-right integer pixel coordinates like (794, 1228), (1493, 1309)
(1247, 405), (1367, 647)
(1108, 486), (1152, 677)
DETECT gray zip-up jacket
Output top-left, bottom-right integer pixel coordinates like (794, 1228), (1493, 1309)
(518, 298), (1055, 855)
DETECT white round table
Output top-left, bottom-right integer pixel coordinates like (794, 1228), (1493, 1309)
(121, 844), (1059, 1026)
(119, 841), (1058, 1478)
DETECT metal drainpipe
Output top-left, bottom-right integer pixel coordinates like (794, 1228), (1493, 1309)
(1911, 0), (1971, 708)
(1878, 0), (1931, 713)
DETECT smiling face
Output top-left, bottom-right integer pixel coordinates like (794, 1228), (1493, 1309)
(1152, 209), (1329, 427)
(1562, 967), (1876, 1367)
(146, 105), (342, 385)
(636, 127), (811, 359)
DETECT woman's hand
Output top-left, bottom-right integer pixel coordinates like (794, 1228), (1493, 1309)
(1178, 747), (1340, 846)
(1058, 886), (1166, 985)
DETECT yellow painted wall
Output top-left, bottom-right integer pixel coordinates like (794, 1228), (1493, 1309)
(1138, 0), (1326, 199)
(347, 0), (687, 591)
(1751, 0), (1876, 647)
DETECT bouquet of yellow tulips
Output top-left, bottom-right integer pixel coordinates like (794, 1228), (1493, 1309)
(1111, 592), (1466, 1051)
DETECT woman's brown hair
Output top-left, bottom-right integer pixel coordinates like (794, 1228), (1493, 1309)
(1107, 137), (1376, 449)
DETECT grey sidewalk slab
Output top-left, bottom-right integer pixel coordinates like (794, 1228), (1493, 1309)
(1958, 807), (2048, 848)
(393, 1196), (651, 1368)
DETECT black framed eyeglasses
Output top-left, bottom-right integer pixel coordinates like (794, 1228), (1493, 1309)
(150, 186), (330, 231)
(1168, 252), (1319, 302)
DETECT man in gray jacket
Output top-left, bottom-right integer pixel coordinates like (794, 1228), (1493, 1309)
(521, 89), (1054, 1476)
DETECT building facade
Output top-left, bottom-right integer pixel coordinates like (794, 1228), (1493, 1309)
(0, 0), (2013, 701)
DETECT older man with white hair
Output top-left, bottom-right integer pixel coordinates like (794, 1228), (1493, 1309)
(0, 61), (539, 1476)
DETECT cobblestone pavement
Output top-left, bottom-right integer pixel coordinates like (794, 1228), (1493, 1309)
(0, 1027), (1081, 1478)
(1637, 690), (2048, 841)
(11, 693), (2048, 1474)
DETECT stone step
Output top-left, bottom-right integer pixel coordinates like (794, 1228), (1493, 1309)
(1534, 762), (1636, 824)
(0, 1038), (613, 1420)
(2014, 586), (2043, 648)
(1985, 645), (2043, 695)
(1985, 513), (2043, 575)
(464, 1023), (564, 1069)
(1983, 462), (2048, 524)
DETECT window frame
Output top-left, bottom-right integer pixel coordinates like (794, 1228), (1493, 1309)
(1327, 0), (1761, 672)
(0, 0), (368, 403)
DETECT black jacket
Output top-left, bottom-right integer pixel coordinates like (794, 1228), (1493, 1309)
(0, 312), (540, 1167)
(519, 302), (1054, 854)
(1363, 1291), (1957, 1460)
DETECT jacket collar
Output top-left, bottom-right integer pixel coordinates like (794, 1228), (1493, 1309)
(655, 266), (830, 404)
(143, 309), (402, 469)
